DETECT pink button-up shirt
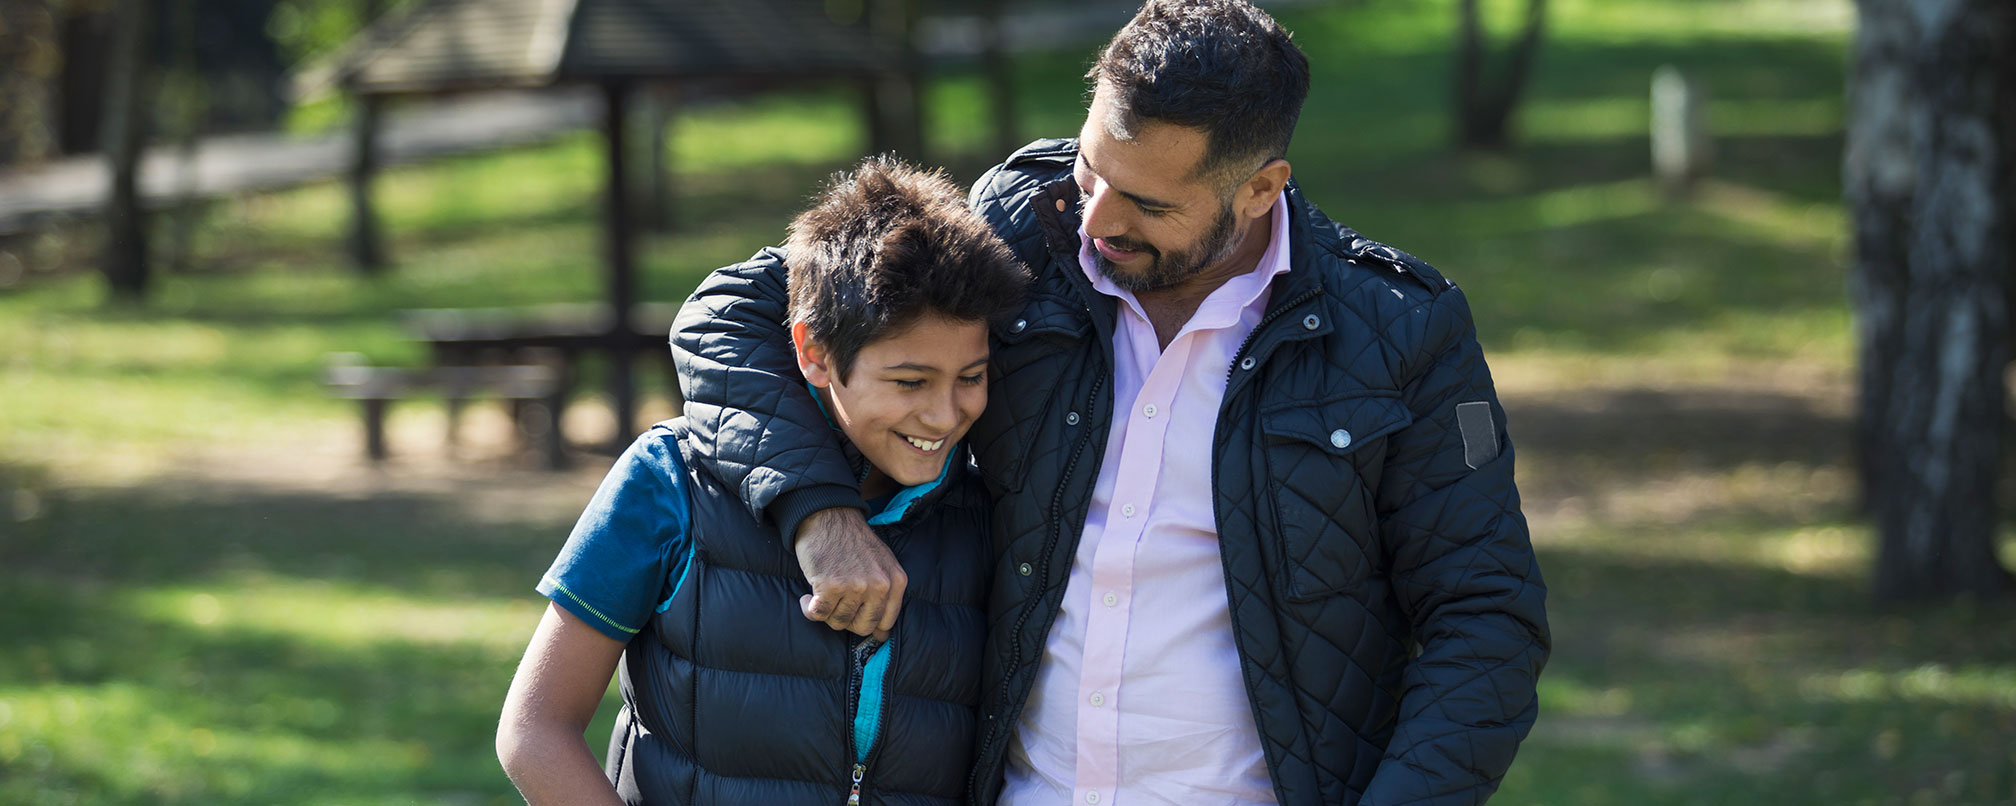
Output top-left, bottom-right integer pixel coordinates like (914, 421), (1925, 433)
(999, 193), (1292, 806)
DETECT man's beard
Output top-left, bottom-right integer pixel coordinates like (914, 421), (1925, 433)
(1094, 201), (1240, 294)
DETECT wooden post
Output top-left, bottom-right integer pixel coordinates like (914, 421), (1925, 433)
(100, 0), (152, 302)
(631, 84), (678, 232)
(602, 80), (638, 446)
(348, 92), (388, 272)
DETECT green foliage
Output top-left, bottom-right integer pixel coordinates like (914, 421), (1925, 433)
(4, 0), (2013, 804)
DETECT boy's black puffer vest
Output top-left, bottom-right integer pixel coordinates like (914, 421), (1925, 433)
(606, 419), (992, 805)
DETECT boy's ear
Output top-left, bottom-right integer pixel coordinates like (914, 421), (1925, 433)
(792, 321), (834, 388)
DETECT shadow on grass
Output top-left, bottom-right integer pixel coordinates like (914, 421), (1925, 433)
(0, 465), (612, 804)
(1513, 542), (2016, 806)
(1, 576), (531, 804)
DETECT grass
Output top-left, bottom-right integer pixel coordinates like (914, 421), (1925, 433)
(3, 0), (2014, 803)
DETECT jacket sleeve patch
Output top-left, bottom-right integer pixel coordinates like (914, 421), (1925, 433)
(1457, 400), (1499, 469)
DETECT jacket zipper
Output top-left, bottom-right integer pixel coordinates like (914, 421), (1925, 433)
(845, 634), (893, 805)
(1211, 287), (1323, 806)
(1224, 287), (1323, 388)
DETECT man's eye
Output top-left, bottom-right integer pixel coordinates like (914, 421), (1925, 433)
(1139, 205), (1171, 217)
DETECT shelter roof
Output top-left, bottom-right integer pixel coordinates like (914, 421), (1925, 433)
(318, 0), (892, 96)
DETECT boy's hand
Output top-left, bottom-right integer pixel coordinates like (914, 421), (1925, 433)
(795, 507), (907, 640)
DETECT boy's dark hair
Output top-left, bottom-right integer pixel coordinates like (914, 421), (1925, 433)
(1087, 0), (1311, 189)
(787, 156), (1030, 382)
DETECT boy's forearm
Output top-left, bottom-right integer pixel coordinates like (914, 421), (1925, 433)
(499, 724), (624, 806)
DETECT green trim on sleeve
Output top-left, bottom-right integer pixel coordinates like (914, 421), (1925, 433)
(543, 574), (642, 635)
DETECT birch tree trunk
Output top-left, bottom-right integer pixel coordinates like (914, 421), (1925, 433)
(1849, 0), (2016, 604)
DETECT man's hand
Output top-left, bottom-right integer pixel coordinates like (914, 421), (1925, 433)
(794, 507), (907, 640)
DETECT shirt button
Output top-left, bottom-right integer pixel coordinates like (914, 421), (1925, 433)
(1086, 791), (1100, 805)
(1089, 691), (1105, 707)
(1121, 504), (1135, 518)
(1239, 356), (1257, 371)
(1011, 318), (1027, 333)
(1018, 562), (1032, 576)
(1143, 403), (1157, 418)
(1102, 592), (1118, 607)
(1330, 429), (1352, 449)
(1066, 411), (1081, 426)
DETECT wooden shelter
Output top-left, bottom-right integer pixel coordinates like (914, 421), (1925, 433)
(327, 0), (898, 445)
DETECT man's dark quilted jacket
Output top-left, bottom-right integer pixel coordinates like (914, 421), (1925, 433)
(670, 139), (1550, 806)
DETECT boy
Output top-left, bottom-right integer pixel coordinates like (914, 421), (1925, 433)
(497, 157), (1029, 805)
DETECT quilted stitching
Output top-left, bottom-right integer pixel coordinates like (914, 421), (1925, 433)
(669, 139), (1549, 806)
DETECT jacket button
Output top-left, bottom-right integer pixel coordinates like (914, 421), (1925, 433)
(1303, 314), (1321, 330)
(1019, 562), (1033, 576)
(1330, 429), (1352, 449)
(1239, 356), (1257, 371)
(1066, 411), (1080, 426)
(1011, 318), (1027, 333)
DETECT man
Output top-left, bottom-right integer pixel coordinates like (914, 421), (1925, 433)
(671, 1), (1549, 803)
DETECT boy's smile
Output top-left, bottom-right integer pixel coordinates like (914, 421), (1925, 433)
(798, 314), (991, 499)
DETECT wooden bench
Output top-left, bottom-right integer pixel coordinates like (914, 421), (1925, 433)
(324, 353), (569, 469)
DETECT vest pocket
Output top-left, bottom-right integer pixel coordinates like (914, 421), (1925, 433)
(1259, 393), (1413, 602)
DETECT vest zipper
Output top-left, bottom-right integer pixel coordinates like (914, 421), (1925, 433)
(845, 634), (894, 805)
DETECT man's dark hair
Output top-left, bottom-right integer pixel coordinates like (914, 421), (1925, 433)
(787, 156), (1030, 382)
(1087, 0), (1311, 188)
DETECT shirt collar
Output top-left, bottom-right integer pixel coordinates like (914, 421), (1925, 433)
(1076, 191), (1293, 333)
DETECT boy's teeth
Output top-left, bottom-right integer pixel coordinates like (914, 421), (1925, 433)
(904, 435), (943, 451)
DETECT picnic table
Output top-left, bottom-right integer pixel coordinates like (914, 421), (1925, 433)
(328, 302), (683, 468)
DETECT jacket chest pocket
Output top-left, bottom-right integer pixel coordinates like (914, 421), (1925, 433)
(970, 295), (1090, 494)
(1259, 393), (1413, 602)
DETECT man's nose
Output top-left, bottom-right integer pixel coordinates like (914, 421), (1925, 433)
(1081, 179), (1125, 240)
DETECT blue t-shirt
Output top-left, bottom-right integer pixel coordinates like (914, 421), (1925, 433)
(538, 424), (954, 643)
(537, 425), (694, 642)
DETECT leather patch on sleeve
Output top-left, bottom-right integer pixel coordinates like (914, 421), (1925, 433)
(1456, 401), (1499, 469)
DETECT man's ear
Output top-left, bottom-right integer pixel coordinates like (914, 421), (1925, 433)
(792, 321), (835, 388)
(1235, 158), (1292, 221)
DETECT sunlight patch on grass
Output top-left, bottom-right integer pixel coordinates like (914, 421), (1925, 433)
(124, 578), (541, 655)
(1799, 665), (2016, 710)
(0, 682), (464, 804)
(1550, 0), (1854, 39)
(1691, 180), (1848, 252)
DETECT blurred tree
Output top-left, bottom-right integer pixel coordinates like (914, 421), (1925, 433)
(101, 0), (154, 301)
(1847, 0), (2015, 604)
(865, 0), (926, 161)
(346, 0), (387, 273)
(1453, 0), (1545, 149)
(977, 0), (1019, 159)
(0, 0), (60, 168)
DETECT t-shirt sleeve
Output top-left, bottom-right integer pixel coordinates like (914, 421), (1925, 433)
(537, 428), (692, 643)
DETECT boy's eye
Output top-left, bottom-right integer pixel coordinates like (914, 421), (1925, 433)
(894, 379), (925, 390)
(958, 373), (985, 386)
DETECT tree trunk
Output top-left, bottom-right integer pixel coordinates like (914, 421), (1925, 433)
(1454, 0), (1547, 150)
(100, 0), (153, 302)
(1850, 0), (2016, 604)
(348, 0), (388, 273)
(978, 0), (1019, 159)
(866, 0), (924, 160)
(347, 92), (387, 273)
